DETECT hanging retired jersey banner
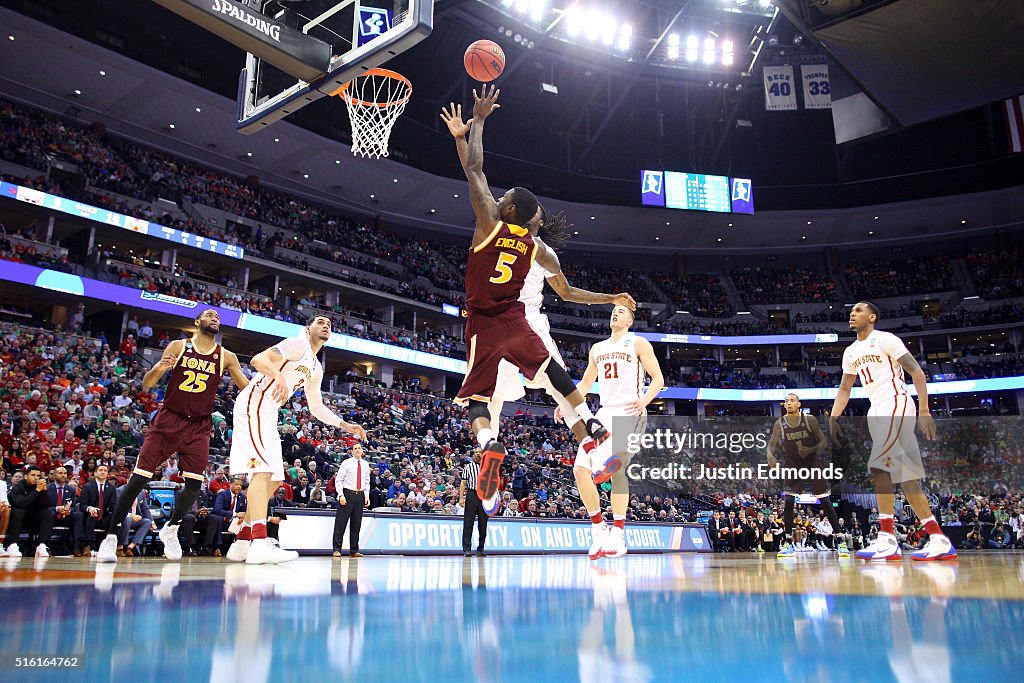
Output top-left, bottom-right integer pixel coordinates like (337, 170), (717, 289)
(763, 66), (797, 111)
(802, 65), (832, 109)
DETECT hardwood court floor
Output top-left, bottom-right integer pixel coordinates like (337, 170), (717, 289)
(1, 551), (1021, 682)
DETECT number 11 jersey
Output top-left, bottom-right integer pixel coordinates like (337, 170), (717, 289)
(841, 329), (911, 407)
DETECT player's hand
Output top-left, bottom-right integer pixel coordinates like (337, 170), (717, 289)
(440, 103), (472, 138)
(553, 406), (563, 422)
(828, 417), (843, 446)
(796, 444), (814, 457)
(918, 413), (937, 440)
(345, 423), (368, 440)
(624, 400), (645, 416)
(268, 375), (289, 404)
(766, 453), (778, 469)
(612, 293), (637, 311)
(472, 85), (501, 119)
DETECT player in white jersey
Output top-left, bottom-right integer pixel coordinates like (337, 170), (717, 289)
(230, 316), (367, 564)
(484, 206), (635, 513)
(830, 302), (956, 562)
(567, 305), (663, 559)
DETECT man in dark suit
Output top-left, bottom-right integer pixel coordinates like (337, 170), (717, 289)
(292, 474), (314, 508)
(208, 478), (246, 556)
(708, 509), (733, 552)
(177, 487), (215, 557)
(79, 463), (118, 555)
(47, 466), (84, 556)
(115, 485), (154, 557)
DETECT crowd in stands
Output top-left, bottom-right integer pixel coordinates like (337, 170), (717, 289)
(731, 266), (837, 304)
(844, 255), (958, 299)
(966, 244), (1024, 300)
(651, 273), (732, 317)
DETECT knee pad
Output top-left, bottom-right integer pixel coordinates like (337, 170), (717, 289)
(543, 362), (577, 399)
(468, 399), (490, 424)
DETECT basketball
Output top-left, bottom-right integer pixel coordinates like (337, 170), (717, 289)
(464, 40), (505, 82)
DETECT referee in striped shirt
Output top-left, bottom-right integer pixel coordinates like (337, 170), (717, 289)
(460, 449), (488, 556)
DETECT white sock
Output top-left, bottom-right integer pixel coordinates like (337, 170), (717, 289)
(476, 428), (494, 448)
(575, 403), (595, 422)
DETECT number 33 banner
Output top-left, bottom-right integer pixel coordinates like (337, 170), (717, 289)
(802, 65), (832, 109)
(763, 66), (797, 111)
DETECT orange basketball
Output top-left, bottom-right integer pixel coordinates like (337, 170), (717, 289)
(464, 40), (505, 82)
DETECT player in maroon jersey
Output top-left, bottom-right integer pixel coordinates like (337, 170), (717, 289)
(449, 85), (611, 501)
(766, 393), (844, 557)
(96, 309), (248, 562)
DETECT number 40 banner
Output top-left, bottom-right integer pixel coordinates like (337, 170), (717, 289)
(763, 66), (797, 111)
(802, 64), (832, 109)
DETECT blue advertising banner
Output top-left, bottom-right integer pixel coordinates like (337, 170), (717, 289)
(0, 181), (244, 259)
(277, 510), (712, 554)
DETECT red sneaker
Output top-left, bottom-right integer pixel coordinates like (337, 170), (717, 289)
(475, 440), (507, 500)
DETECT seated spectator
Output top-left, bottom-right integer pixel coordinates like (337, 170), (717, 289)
(4, 465), (55, 557)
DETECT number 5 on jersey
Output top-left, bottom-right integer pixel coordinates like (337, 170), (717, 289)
(489, 252), (517, 284)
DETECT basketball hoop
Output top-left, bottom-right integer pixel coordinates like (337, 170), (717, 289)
(335, 68), (412, 159)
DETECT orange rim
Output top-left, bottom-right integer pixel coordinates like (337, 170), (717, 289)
(332, 68), (412, 108)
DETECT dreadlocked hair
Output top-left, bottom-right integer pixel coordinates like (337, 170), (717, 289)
(537, 208), (572, 252)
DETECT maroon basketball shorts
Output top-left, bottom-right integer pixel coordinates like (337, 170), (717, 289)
(134, 408), (212, 480)
(456, 308), (552, 405)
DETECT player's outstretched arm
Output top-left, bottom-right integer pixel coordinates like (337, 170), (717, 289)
(142, 340), (183, 389)
(306, 379), (368, 440)
(466, 85), (502, 246)
(536, 242), (636, 309)
(828, 373), (857, 445)
(439, 103), (471, 171)
(897, 353), (937, 440)
(222, 349), (249, 390)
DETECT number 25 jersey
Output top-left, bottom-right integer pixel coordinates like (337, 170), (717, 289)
(163, 340), (222, 418)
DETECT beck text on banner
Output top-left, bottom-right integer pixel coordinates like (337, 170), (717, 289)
(801, 65), (832, 109)
(763, 66), (797, 111)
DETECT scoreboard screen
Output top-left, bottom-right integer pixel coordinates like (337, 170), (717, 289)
(641, 170), (754, 214)
(664, 172), (731, 213)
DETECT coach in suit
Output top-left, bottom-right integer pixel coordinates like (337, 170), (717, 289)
(708, 511), (727, 552)
(177, 488), (215, 557)
(116, 485), (154, 556)
(79, 464), (118, 554)
(459, 450), (487, 557)
(333, 443), (370, 558)
(209, 478), (247, 556)
(47, 466), (84, 555)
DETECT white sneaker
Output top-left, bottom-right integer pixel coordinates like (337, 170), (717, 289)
(34, 544), (49, 558)
(589, 523), (609, 560)
(6, 544), (22, 558)
(603, 526), (627, 559)
(160, 523), (182, 561)
(226, 539), (251, 562)
(817, 542), (829, 552)
(245, 538), (298, 565)
(911, 535), (958, 562)
(97, 535), (119, 563)
(0, 546), (7, 558)
(858, 532), (902, 561)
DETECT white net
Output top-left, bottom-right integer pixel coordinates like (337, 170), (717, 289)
(339, 68), (412, 159)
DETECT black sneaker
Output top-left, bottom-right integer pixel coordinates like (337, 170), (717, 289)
(585, 418), (611, 446)
(475, 440), (506, 500)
